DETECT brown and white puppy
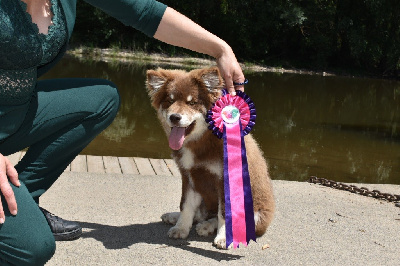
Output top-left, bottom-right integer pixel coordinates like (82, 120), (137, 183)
(146, 67), (274, 249)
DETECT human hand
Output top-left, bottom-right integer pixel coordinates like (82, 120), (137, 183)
(0, 153), (20, 224)
(154, 7), (245, 95)
(216, 46), (246, 96)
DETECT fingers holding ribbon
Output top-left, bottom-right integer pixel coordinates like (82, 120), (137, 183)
(215, 47), (246, 96)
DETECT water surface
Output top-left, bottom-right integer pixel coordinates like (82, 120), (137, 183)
(41, 56), (400, 184)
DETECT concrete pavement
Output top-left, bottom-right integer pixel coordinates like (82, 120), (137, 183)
(42, 172), (400, 265)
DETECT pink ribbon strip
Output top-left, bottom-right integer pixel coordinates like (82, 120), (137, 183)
(225, 121), (247, 248)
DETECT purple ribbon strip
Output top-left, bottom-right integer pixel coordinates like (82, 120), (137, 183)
(223, 120), (256, 249)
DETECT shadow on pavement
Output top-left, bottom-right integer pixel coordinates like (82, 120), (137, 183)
(78, 221), (243, 262)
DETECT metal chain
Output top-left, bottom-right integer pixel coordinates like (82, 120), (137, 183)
(308, 176), (400, 208)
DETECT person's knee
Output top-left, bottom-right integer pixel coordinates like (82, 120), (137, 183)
(0, 183), (56, 265)
(1, 233), (56, 266)
(96, 81), (121, 122)
(26, 237), (56, 265)
(106, 82), (121, 117)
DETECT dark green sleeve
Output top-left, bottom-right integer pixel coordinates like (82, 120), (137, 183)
(83, 0), (167, 37)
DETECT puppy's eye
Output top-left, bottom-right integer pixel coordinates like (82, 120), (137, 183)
(189, 101), (197, 106)
(167, 99), (174, 104)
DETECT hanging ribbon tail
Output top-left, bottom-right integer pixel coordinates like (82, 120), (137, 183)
(223, 120), (256, 249)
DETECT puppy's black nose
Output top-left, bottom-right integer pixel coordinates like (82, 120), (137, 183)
(170, 114), (182, 124)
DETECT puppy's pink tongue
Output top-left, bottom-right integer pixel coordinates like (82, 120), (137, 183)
(169, 127), (185, 150)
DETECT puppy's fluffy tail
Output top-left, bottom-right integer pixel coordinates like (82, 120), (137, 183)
(254, 184), (275, 236)
(255, 206), (275, 236)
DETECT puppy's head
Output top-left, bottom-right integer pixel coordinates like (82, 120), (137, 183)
(146, 67), (223, 150)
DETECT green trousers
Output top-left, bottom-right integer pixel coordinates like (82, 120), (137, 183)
(0, 78), (120, 265)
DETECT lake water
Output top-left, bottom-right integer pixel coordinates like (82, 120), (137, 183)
(41, 55), (400, 185)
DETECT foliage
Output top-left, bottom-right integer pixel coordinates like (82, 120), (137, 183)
(70, 0), (400, 78)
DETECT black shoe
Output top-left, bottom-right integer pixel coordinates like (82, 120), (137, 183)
(39, 207), (82, 241)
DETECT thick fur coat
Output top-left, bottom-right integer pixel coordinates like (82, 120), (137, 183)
(146, 67), (275, 249)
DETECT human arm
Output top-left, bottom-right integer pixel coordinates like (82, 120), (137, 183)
(153, 7), (245, 95)
(81, 1), (245, 94)
(0, 153), (20, 223)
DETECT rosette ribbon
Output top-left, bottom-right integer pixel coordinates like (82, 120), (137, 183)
(205, 89), (257, 248)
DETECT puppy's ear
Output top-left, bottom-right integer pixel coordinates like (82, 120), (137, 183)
(201, 67), (224, 93)
(146, 70), (167, 98)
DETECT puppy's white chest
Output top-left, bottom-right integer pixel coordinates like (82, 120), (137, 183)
(178, 147), (195, 170)
(177, 147), (223, 179)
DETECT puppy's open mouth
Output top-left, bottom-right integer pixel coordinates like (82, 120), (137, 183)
(169, 121), (196, 150)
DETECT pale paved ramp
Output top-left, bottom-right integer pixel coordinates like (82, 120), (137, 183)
(41, 172), (400, 266)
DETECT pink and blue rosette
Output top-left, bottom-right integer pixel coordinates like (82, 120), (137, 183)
(205, 89), (257, 249)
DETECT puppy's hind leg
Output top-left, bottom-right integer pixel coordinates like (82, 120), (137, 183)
(168, 188), (202, 239)
(164, 199), (207, 226)
(196, 218), (217, 236)
(161, 212), (180, 225)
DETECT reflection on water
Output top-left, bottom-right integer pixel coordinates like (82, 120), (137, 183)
(41, 56), (400, 185)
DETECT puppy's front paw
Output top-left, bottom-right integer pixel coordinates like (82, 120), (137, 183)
(168, 225), (190, 239)
(196, 218), (217, 237)
(213, 224), (233, 249)
(213, 234), (228, 249)
(161, 212), (180, 225)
